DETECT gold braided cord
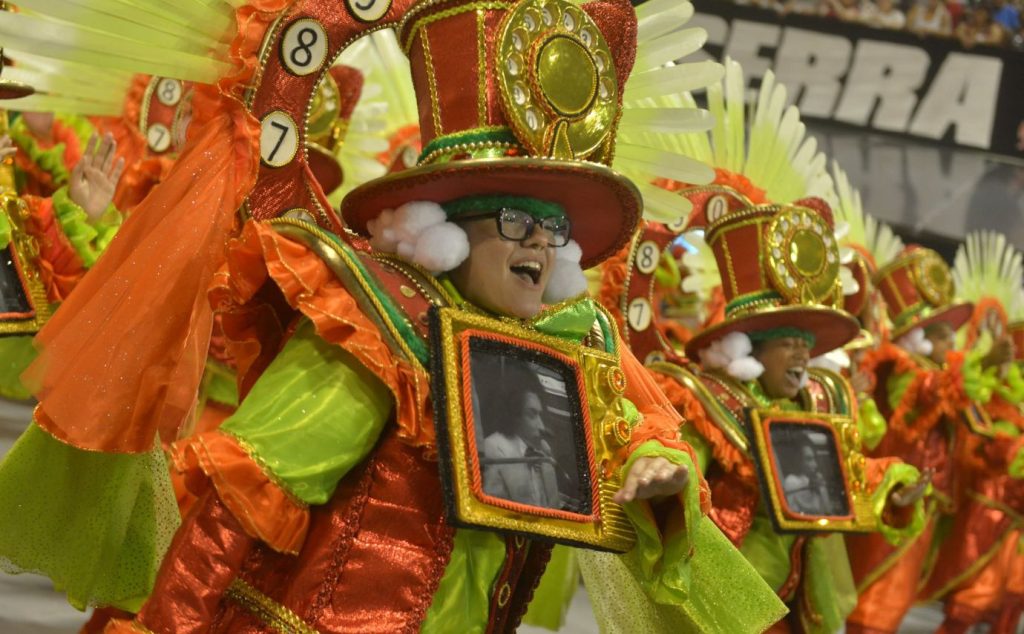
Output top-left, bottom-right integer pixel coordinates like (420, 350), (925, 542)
(225, 579), (321, 634)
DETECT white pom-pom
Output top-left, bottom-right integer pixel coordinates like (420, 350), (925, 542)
(809, 349), (851, 374)
(366, 201), (470, 274)
(555, 239), (583, 263)
(698, 331), (764, 380)
(897, 327), (933, 357)
(414, 223), (470, 274)
(727, 356), (765, 381)
(798, 370), (809, 389)
(720, 331), (753, 360)
(543, 240), (587, 303)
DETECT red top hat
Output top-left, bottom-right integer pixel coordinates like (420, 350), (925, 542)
(306, 65), (366, 196)
(685, 198), (859, 359)
(874, 245), (973, 340)
(341, 0), (642, 268)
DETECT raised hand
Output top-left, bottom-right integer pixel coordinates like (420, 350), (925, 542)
(890, 467), (933, 508)
(68, 133), (125, 221)
(0, 135), (15, 162)
(613, 456), (690, 504)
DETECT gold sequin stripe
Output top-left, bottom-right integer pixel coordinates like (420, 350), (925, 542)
(399, 0), (514, 51)
(226, 578), (321, 634)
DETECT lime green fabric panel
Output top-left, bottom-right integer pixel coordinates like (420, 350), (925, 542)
(422, 529), (506, 634)
(802, 534), (858, 634)
(871, 462), (926, 545)
(220, 319), (393, 505)
(203, 361), (239, 408)
(51, 186), (122, 268)
(886, 371), (915, 414)
(578, 517), (787, 633)
(857, 397), (887, 452)
(740, 515), (796, 592)
(0, 423), (179, 611)
(0, 335), (34, 401)
(521, 546), (579, 630)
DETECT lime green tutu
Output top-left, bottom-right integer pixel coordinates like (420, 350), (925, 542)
(0, 423), (179, 611)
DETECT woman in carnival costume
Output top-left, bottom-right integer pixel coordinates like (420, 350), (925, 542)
(917, 232), (1024, 634)
(596, 59), (928, 634)
(0, 0), (785, 631)
(994, 309), (1024, 633)
(843, 244), (1000, 633)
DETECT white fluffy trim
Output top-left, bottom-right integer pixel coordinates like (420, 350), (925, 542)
(543, 240), (588, 304)
(809, 349), (851, 374)
(698, 331), (765, 381)
(366, 201), (470, 274)
(896, 327), (933, 357)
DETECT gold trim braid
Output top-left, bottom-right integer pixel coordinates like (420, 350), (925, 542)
(226, 578), (321, 634)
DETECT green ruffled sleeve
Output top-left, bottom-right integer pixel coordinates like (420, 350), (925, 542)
(0, 424), (179, 611)
(618, 440), (703, 604)
(962, 349), (998, 404)
(1010, 442), (1024, 480)
(679, 423), (712, 476)
(219, 318), (393, 505)
(886, 371), (915, 412)
(51, 186), (122, 268)
(871, 462), (927, 545)
(10, 115), (71, 188)
(997, 363), (1024, 405)
(857, 397), (887, 451)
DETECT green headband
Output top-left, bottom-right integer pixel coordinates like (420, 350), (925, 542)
(748, 327), (817, 348)
(441, 195), (566, 220)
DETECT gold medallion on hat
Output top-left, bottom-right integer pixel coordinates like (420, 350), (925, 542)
(765, 206), (841, 305)
(496, 0), (618, 161)
(912, 249), (954, 307)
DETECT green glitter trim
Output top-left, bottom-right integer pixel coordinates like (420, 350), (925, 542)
(725, 290), (783, 315)
(442, 195), (565, 220)
(748, 327), (816, 348)
(418, 127), (519, 163)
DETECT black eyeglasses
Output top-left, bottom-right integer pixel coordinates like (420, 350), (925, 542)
(454, 208), (571, 247)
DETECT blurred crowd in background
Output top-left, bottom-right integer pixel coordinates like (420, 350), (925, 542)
(727, 0), (1024, 49)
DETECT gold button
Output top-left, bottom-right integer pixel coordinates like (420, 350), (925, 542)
(400, 285), (416, 298)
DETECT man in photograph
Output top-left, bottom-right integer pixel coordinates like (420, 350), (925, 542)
(481, 367), (563, 509)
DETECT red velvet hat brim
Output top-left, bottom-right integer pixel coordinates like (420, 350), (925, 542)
(889, 302), (974, 341)
(685, 305), (861, 361)
(340, 157), (642, 269)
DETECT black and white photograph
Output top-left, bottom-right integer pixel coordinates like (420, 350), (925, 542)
(468, 339), (592, 516)
(769, 423), (851, 518)
(0, 248), (30, 318)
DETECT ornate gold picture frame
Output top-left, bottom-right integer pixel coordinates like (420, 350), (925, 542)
(747, 409), (875, 534)
(0, 194), (50, 336)
(429, 306), (636, 552)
